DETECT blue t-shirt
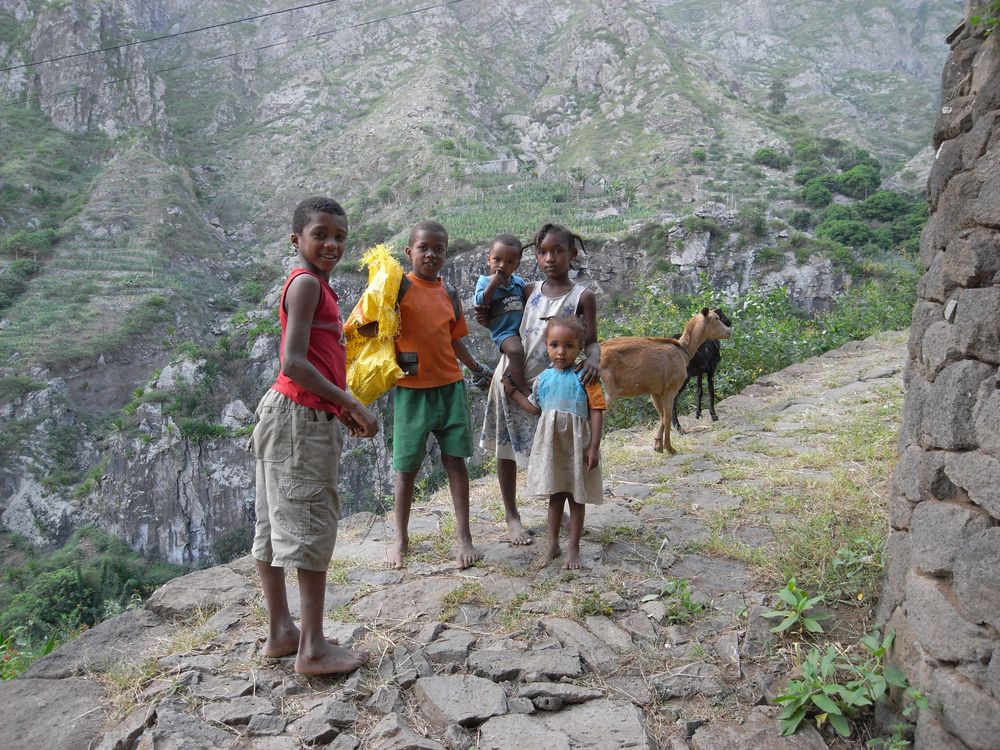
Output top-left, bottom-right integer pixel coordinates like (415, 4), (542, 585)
(474, 273), (526, 348)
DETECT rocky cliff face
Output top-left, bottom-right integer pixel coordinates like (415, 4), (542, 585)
(0, 0), (958, 563)
(879, 4), (1000, 747)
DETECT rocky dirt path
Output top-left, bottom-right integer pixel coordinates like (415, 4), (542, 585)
(0, 331), (907, 750)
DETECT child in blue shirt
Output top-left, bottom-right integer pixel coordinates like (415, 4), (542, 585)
(474, 234), (529, 395)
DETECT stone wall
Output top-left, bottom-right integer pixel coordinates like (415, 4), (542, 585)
(880, 3), (1000, 748)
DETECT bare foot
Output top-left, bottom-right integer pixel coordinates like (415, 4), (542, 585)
(506, 516), (533, 546)
(546, 540), (561, 562)
(564, 545), (581, 570)
(261, 631), (340, 659)
(386, 538), (408, 569)
(295, 642), (369, 676)
(456, 540), (483, 569)
(261, 622), (300, 658)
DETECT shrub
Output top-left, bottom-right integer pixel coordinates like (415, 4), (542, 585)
(790, 210), (813, 230)
(800, 179), (833, 207)
(691, 147), (707, 162)
(793, 166), (822, 185)
(752, 147), (792, 169)
(756, 246), (784, 266)
(857, 191), (913, 222)
(816, 220), (875, 248)
(834, 165), (881, 199)
(822, 204), (860, 223)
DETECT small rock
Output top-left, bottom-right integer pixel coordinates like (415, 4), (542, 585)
(517, 682), (604, 705)
(246, 714), (286, 736)
(664, 625), (692, 645)
(414, 675), (508, 729)
(201, 695), (275, 726)
(443, 723), (474, 750)
(424, 629), (477, 665)
(366, 685), (403, 714)
(599, 591), (629, 611)
(329, 734), (360, 750)
(365, 713), (445, 750)
(508, 697), (535, 714)
(640, 600), (668, 624)
(532, 696), (564, 711)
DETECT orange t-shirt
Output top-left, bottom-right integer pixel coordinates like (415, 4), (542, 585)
(395, 273), (469, 389)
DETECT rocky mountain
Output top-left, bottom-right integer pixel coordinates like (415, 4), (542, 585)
(0, 0), (961, 561)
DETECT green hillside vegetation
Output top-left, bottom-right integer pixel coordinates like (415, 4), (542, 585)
(0, 526), (186, 679)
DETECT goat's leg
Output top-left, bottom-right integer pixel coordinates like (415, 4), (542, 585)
(694, 374), (704, 419)
(659, 388), (682, 455)
(671, 376), (690, 433)
(652, 393), (676, 455)
(708, 371), (719, 421)
(650, 395), (665, 452)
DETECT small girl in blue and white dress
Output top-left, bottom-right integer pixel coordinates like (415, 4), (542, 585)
(506, 314), (605, 569)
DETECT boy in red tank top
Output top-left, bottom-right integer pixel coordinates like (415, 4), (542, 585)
(250, 197), (377, 675)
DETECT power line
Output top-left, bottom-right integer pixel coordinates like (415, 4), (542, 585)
(0, 0), (341, 74)
(2, 0), (466, 107)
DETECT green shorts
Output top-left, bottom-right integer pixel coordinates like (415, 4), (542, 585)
(392, 380), (474, 472)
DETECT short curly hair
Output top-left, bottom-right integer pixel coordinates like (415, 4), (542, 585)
(292, 196), (346, 234)
(544, 314), (586, 344)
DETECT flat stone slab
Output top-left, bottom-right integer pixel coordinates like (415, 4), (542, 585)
(24, 608), (172, 678)
(364, 713), (445, 750)
(414, 674), (507, 728)
(0, 677), (107, 750)
(584, 503), (642, 530)
(146, 565), (256, 619)
(478, 715), (572, 750)
(351, 577), (467, 621)
(684, 487), (742, 511)
(542, 617), (619, 668)
(545, 699), (653, 749)
(653, 662), (725, 699)
(690, 705), (827, 749)
(612, 482), (657, 500)
(667, 555), (753, 597)
(467, 647), (582, 680)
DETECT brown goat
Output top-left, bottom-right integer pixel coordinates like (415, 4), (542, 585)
(600, 308), (732, 454)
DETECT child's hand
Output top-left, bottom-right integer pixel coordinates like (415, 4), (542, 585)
(585, 445), (600, 470)
(575, 358), (600, 386)
(473, 304), (489, 327)
(491, 269), (510, 286)
(501, 373), (516, 397)
(339, 401), (379, 438)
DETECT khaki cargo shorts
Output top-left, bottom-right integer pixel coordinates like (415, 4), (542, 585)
(250, 389), (343, 571)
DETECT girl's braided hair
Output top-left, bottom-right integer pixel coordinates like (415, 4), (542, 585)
(525, 223), (586, 255)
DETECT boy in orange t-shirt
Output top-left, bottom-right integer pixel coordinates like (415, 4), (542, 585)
(388, 220), (490, 570)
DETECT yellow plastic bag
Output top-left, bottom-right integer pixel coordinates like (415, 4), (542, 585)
(343, 244), (404, 406)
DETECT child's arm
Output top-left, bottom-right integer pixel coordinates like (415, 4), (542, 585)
(480, 271), (508, 305)
(510, 388), (541, 415)
(503, 374), (541, 414)
(283, 274), (379, 437)
(586, 407), (604, 470)
(575, 288), (601, 386)
(451, 338), (491, 382)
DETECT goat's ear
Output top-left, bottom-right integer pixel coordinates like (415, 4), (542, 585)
(701, 306), (710, 317)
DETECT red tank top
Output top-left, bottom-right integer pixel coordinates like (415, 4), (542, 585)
(271, 268), (347, 413)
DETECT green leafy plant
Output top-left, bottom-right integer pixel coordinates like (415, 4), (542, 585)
(970, 1), (1000, 34)
(775, 628), (927, 739)
(641, 577), (704, 623)
(762, 579), (829, 634)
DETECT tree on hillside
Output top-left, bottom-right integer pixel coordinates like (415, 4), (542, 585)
(768, 78), (788, 115)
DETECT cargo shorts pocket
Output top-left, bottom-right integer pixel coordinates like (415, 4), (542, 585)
(250, 410), (292, 463)
(276, 478), (329, 537)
